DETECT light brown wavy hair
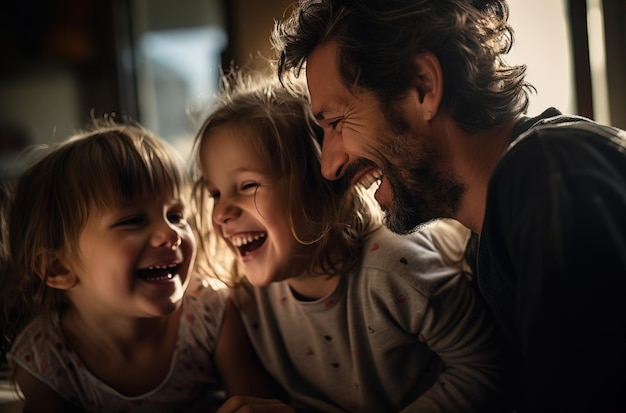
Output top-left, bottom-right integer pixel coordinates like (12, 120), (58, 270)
(190, 72), (383, 286)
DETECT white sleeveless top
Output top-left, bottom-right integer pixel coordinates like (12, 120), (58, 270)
(8, 285), (226, 412)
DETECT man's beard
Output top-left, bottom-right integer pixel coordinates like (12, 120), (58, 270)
(376, 101), (462, 233)
(381, 138), (465, 235)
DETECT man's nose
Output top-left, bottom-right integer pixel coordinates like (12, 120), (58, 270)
(320, 131), (349, 180)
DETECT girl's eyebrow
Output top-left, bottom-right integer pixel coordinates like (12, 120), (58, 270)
(230, 167), (252, 174)
(228, 166), (275, 177)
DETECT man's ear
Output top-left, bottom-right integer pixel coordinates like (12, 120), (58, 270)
(410, 52), (443, 120)
(34, 249), (79, 290)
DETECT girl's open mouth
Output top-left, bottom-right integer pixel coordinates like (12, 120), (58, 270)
(136, 263), (181, 281)
(230, 232), (267, 256)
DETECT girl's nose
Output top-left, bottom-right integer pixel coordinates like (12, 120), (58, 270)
(213, 200), (241, 225)
(153, 222), (182, 249)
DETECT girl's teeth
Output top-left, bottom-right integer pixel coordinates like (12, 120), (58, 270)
(231, 233), (266, 247)
(143, 273), (175, 281)
(145, 264), (177, 270)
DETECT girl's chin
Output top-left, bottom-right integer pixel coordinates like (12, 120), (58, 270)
(245, 274), (274, 287)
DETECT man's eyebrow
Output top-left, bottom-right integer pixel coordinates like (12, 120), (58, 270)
(313, 105), (338, 121)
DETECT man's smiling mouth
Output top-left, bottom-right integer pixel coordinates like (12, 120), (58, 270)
(343, 158), (382, 190)
(356, 168), (383, 190)
(230, 232), (268, 256)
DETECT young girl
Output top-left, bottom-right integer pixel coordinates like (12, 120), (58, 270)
(0, 119), (273, 412)
(192, 74), (509, 413)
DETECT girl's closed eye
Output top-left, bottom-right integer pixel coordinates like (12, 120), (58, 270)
(114, 215), (145, 228)
(241, 181), (260, 194)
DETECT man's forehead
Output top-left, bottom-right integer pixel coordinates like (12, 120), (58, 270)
(306, 42), (343, 116)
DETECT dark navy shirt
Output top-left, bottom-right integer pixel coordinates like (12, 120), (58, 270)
(478, 108), (626, 412)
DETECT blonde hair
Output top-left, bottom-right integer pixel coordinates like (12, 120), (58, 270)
(191, 72), (383, 286)
(1, 118), (190, 355)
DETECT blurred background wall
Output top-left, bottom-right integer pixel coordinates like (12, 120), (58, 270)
(0, 0), (293, 180)
(0, 0), (624, 181)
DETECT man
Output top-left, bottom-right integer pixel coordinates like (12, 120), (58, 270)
(273, 1), (626, 412)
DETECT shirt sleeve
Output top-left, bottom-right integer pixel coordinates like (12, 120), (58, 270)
(6, 316), (85, 407)
(405, 278), (506, 412)
(424, 219), (473, 273)
(382, 224), (508, 413)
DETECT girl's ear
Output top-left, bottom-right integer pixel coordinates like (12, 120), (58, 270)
(34, 250), (79, 290)
(410, 51), (444, 121)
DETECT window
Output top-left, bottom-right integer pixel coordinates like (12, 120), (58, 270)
(129, 0), (227, 158)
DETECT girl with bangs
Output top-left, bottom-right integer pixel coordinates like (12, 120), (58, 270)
(192, 73), (508, 413)
(1, 119), (273, 412)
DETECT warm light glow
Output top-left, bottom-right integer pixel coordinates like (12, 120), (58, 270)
(506, 0), (575, 116)
(586, 0), (610, 124)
